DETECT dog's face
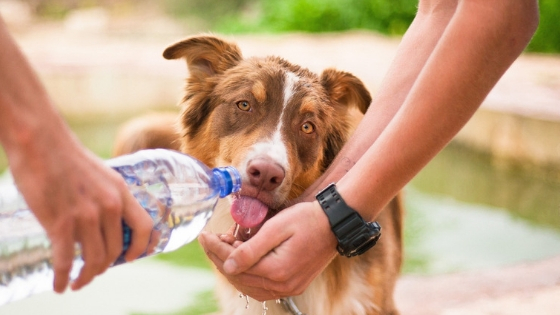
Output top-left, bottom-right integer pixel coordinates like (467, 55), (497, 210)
(164, 35), (371, 232)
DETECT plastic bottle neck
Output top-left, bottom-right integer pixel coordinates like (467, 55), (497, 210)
(212, 167), (242, 198)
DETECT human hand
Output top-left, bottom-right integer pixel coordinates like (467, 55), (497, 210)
(10, 142), (153, 293)
(199, 200), (338, 301)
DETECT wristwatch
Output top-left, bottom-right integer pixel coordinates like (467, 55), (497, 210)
(316, 183), (381, 257)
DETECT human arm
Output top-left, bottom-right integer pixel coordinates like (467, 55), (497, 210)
(199, 0), (539, 300)
(0, 17), (153, 292)
(337, 0), (540, 218)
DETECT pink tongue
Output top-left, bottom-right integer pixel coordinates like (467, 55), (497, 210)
(230, 196), (268, 228)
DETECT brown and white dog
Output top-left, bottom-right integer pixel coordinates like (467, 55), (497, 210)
(113, 35), (403, 315)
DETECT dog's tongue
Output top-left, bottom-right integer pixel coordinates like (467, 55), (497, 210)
(230, 196), (268, 228)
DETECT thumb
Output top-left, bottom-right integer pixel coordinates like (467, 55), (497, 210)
(223, 218), (289, 275)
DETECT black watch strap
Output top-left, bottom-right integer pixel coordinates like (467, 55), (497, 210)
(316, 183), (381, 257)
(317, 184), (356, 228)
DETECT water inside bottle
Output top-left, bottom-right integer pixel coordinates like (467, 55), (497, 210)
(0, 150), (226, 305)
(114, 164), (219, 263)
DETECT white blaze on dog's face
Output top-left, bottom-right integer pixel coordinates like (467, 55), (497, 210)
(163, 35), (371, 231)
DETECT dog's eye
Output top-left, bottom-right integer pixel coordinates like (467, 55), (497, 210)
(301, 122), (315, 134)
(236, 100), (251, 111)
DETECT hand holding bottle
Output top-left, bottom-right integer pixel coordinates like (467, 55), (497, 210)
(0, 15), (157, 295)
(0, 149), (240, 305)
(8, 139), (154, 293)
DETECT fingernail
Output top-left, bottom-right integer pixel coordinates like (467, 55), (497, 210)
(223, 258), (238, 274)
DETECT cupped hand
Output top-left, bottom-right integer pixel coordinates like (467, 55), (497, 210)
(10, 142), (153, 293)
(198, 200), (338, 301)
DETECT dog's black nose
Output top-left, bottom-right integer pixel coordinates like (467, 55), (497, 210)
(246, 158), (285, 191)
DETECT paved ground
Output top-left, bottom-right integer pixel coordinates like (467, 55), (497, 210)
(396, 255), (560, 315)
(7, 16), (560, 315)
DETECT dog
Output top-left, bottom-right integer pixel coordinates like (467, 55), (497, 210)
(113, 35), (403, 315)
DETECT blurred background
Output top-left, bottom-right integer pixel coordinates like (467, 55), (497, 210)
(1, 0), (560, 314)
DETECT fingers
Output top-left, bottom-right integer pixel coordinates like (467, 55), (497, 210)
(99, 197), (123, 269)
(223, 221), (288, 275)
(199, 202), (336, 300)
(145, 230), (161, 255)
(121, 191), (153, 262)
(71, 208), (106, 291)
(199, 231), (233, 261)
(50, 228), (74, 293)
(206, 251), (281, 300)
(68, 180), (152, 291)
(199, 232), (284, 301)
(219, 233), (238, 245)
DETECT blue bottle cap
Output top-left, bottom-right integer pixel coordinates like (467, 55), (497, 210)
(213, 166), (242, 198)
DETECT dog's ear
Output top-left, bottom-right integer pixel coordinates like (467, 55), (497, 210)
(320, 69), (371, 114)
(320, 69), (372, 170)
(163, 35), (243, 78)
(162, 35), (243, 164)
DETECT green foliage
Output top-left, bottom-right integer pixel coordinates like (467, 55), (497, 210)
(163, 0), (253, 28)
(527, 0), (560, 53)
(217, 0), (417, 35)
(153, 240), (212, 270)
(28, 0), (560, 53)
(214, 0), (560, 54)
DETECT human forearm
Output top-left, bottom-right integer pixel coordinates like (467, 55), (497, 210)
(0, 17), (152, 292)
(203, 0), (539, 302)
(299, 1), (458, 201)
(338, 0), (539, 220)
(0, 17), (73, 156)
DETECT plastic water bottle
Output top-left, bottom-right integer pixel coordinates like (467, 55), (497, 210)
(0, 149), (241, 305)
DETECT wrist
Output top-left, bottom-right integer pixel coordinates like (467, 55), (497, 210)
(316, 183), (381, 257)
(336, 179), (382, 222)
(310, 199), (339, 255)
(2, 110), (79, 170)
(0, 95), (61, 148)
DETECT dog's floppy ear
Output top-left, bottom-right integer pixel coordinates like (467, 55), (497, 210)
(163, 35), (243, 79)
(320, 69), (371, 114)
(320, 69), (372, 169)
(163, 35), (243, 164)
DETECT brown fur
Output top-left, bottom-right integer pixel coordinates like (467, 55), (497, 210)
(113, 35), (403, 315)
(112, 112), (181, 156)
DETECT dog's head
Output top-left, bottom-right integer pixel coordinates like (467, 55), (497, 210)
(164, 35), (371, 234)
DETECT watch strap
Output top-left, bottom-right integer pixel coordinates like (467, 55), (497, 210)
(316, 183), (381, 257)
(316, 183), (355, 228)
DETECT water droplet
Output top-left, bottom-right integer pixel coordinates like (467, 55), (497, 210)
(233, 223), (240, 238)
(238, 292), (250, 309)
(247, 228), (251, 235)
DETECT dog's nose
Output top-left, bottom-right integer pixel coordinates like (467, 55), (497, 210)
(247, 158), (285, 191)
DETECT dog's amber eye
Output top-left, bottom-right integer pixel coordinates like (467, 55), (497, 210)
(301, 122), (314, 134)
(236, 100), (251, 111)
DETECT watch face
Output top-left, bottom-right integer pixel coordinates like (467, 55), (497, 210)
(349, 233), (381, 257)
(337, 219), (382, 257)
